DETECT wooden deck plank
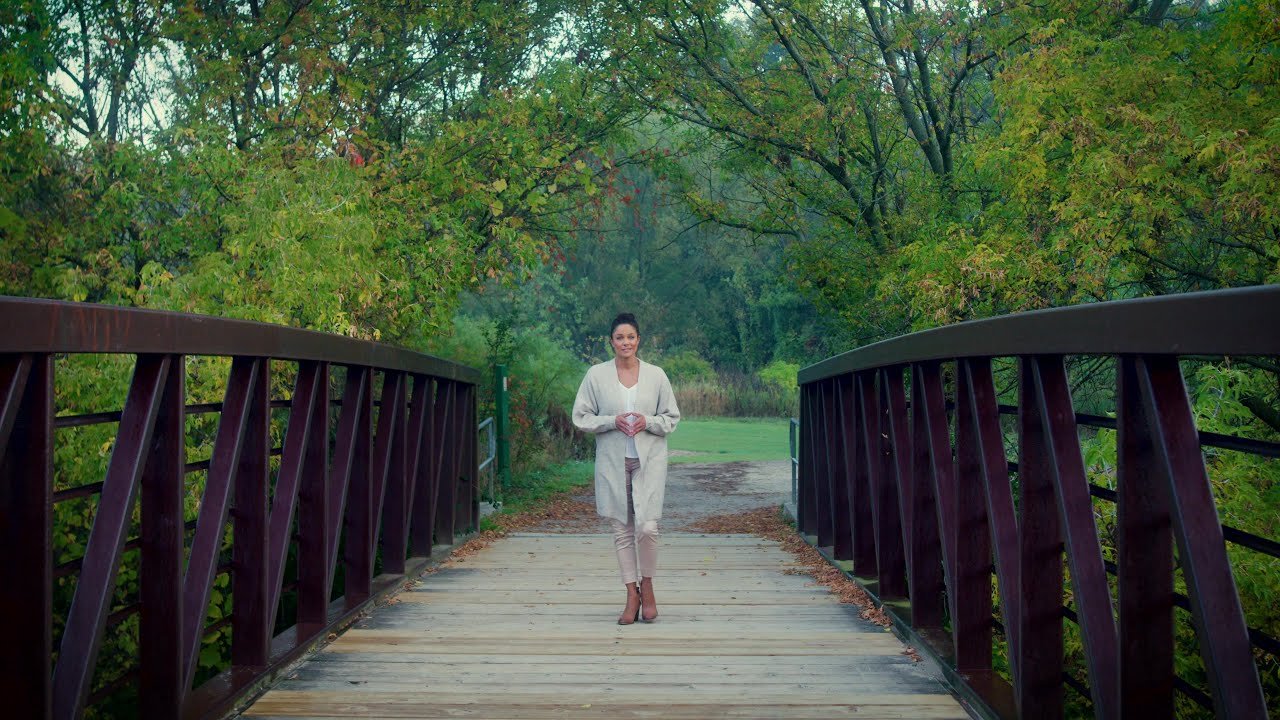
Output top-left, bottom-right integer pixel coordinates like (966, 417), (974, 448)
(239, 533), (970, 720)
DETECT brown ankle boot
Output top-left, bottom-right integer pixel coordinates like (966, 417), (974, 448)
(639, 577), (658, 623)
(618, 583), (641, 625)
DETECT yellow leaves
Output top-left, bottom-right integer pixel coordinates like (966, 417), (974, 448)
(491, 178), (508, 192)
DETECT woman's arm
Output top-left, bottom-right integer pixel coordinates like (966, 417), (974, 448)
(572, 371), (616, 434)
(643, 369), (681, 436)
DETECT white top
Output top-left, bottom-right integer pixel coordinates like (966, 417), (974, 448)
(620, 381), (640, 458)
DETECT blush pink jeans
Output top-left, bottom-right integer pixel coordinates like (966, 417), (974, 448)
(611, 457), (658, 585)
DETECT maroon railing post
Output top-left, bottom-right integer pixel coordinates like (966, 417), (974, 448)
(860, 372), (907, 598)
(1136, 356), (1267, 718)
(380, 372), (411, 574)
(908, 363), (945, 630)
(916, 362), (964, 654)
(1030, 357), (1119, 718)
(54, 354), (172, 720)
(828, 375), (854, 561)
(464, 382), (480, 532)
(948, 362), (992, 674)
(450, 379), (473, 535)
(433, 380), (458, 545)
(370, 371), (406, 574)
(342, 367), (375, 609)
(849, 374), (876, 574)
(958, 359), (1022, 689)
(410, 378), (440, 556)
(268, 361), (323, 630)
(181, 356), (261, 692)
(879, 367), (915, 581)
(1116, 356), (1173, 718)
(326, 366), (369, 604)
(814, 379), (835, 549)
(139, 354), (185, 716)
(454, 382), (476, 534)
(0, 353), (53, 719)
(798, 383), (819, 536)
(297, 362), (331, 626)
(232, 358), (271, 667)
(1016, 358), (1064, 719)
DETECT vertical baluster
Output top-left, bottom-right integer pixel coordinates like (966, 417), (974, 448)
(343, 367), (375, 609)
(0, 354), (53, 718)
(454, 382), (477, 534)
(1116, 356), (1173, 718)
(382, 373), (416, 575)
(957, 359), (1022, 693)
(55, 354), (171, 720)
(880, 368), (914, 581)
(850, 374), (876, 574)
(944, 362), (991, 673)
(433, 381), (458, 545)
(1135, 356), (1266, 718)
(862, 372), (907, 598)
(297, 362), (331, 626)
(182, 357), (262, 690)
(268, 362), (323, 629)
(908, 363), (945, 630)
(798, 383), (819, 537)
(814, 379), (834, 549)
(139, 355), (185, 715)
(370, 372), (406, 573)
(1030, 357), (1119, 718)
(233, 358), (271, 666)
(464, 383), (480, 533)
(828, 376), (853, 561)
(410, 378), (440, 556)
(1017, 357), (1064, 719)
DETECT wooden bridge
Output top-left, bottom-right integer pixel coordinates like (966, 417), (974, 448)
(241, 532), (966, 719)
(2, 288), (1278, 719)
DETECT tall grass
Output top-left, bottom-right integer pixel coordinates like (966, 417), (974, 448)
(674, 373), (798, 418)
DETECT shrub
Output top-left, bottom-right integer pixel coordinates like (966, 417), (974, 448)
(660, 350), (716, 385)
(673, 371), (798, 418)
(758, 359), (800, 391)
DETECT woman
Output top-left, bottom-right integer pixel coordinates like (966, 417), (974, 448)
(572, 313), (681, 624)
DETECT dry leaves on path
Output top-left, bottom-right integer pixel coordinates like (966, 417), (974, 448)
(689, 506), (911, 649)
(431, 489), (599, 574)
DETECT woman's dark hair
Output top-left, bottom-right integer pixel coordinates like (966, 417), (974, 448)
(610, 312), (640, 336)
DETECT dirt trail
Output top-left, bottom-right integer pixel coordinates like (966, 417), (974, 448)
(519, 459), (793, 532)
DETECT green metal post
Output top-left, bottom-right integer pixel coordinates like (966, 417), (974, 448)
(494, 364), (511, 489)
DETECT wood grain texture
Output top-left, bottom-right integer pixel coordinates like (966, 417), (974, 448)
(240, 533), (971, 720)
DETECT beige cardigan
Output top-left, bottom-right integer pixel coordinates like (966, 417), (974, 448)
(572, 359), (681, 525)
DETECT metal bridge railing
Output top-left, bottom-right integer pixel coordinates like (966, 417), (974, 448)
(795, 285), (1280, 720)
(0, 297), (482, 720)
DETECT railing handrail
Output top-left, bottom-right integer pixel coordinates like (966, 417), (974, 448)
(799, 284), (1280, 384)
(0, 298), (483, 720)
(0, 296), (480, 383)
(794, 286), (1279, 720)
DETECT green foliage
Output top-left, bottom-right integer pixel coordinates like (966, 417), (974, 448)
(427, 313), (587, 477)
(758, 360), (799, 391)
(660, 350), (716, 385)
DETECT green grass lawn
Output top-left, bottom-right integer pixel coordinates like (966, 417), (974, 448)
(667, 417), (794, 463)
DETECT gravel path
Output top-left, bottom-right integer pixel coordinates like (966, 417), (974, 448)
(520, 459), (793, 533)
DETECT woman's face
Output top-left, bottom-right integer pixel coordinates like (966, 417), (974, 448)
(611, 323), (640, 360)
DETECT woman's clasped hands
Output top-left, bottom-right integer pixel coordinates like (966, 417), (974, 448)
(614, 411), (647, 437)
